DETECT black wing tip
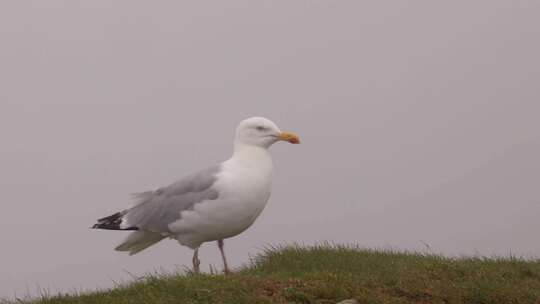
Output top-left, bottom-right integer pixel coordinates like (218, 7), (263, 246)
(97, 212), (124, 223)
(91, 211), (138, 231)
(91, 224), (138, 231)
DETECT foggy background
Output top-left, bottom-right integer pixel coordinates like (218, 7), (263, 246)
(1, 0), (539, 298)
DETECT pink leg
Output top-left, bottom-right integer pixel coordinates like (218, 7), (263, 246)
(217, 239), (231, 274)
(192, 248), (200, 274)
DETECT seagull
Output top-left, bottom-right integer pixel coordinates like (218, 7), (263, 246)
(92, 117), (300, 274)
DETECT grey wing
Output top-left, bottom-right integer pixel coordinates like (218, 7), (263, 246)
(122, 165), (221, 233)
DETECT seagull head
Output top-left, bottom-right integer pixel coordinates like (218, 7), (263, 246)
(235, 117), (300, 149)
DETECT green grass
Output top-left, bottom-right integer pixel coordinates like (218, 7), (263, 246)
(8, 244), (540, 304)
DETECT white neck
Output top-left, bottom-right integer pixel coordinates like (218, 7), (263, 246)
(230, 142), (273, 169)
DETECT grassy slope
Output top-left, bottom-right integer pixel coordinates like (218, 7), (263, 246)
(15, 245), (540, 304)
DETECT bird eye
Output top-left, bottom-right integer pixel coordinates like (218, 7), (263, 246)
(256, 126), (267, 131)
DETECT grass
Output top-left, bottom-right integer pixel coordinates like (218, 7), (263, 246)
(7, 244), (540, 304)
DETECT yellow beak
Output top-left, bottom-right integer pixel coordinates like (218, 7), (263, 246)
(277, 131), (300, 144)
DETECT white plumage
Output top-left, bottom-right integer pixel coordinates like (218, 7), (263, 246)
(93, 117), (299, 273)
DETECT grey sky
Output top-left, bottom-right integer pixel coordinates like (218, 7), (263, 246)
(1, 0), (539, 298)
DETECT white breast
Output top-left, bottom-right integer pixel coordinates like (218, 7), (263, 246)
(169, 146), (274, 249)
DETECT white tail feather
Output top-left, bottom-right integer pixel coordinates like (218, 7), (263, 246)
(115, 231), (166, 255)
